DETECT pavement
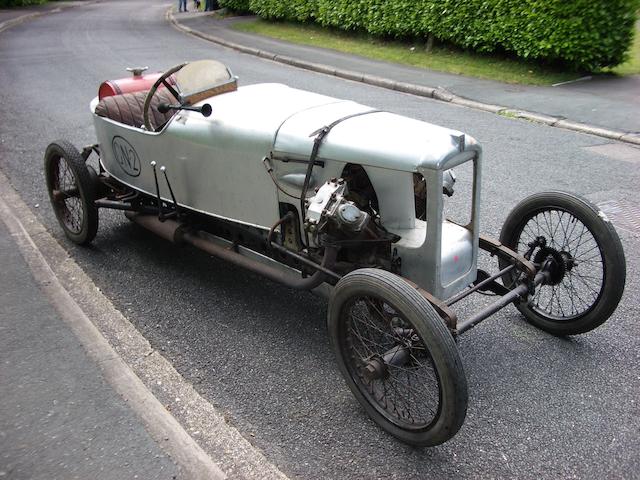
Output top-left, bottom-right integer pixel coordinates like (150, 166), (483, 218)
(0, 171), (230, 479)
(169, 10), (640, 145)
(0, 217), (182, 479)
(0, 1), (89, 32)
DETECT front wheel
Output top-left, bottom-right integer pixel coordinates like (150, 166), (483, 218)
(499, 191), (626, 335)
(328, 269), (468, 446)
(44, 140), (99, 245)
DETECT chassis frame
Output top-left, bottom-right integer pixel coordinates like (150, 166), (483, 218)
(80, 144), (558, 337)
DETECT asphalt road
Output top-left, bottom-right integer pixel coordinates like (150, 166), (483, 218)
(1, 1), (639, 478)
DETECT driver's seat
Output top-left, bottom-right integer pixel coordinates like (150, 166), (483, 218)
(94, 88), (177, 129)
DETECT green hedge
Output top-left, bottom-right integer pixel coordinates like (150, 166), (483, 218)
(240, 0), (639, 71)
(0, 0), (46, 7)
(251, 0), (316, 22)
(218, 0), (251, 13)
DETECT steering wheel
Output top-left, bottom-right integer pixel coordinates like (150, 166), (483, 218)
(143, 62), (187, 131)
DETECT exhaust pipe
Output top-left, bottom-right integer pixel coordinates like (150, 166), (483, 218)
(125, 213), (338, 291)
(125, 212), (183, 243)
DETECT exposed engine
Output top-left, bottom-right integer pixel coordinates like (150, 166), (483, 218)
(304, 179), (370, 238)
(303, 176), (398, 272)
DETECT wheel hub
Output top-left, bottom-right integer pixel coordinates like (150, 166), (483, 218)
(362, 344), (411, 381)
(534, 246), (568, 285)
(362, 356), (389, 381)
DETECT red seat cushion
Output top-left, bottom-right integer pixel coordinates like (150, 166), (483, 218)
(95, 89), (178, 130)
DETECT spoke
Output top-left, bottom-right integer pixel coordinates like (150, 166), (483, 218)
(532, 284), (544, 309)
(566, 274), (592, 311)
(385, 378), (417, 424)
(542, 211), (556, 245)
(570, 268), (601, 296)
(362, 300), (404, 342)
(570, 224), (588, 256)
(554, 286), (566, 317)
(576, 254), (604, 264)
(564, 215), (581, 249)
(543, 286), (555, 313)
(385, 371), (434, 419)
(350, 315), (383, 352)
(387, 370), (438, 400)
(564, 280), (579, 315)
(391, 363), (438, 386)
(351, 308), (397, 346)
(348, 332), (374, 361)
(549, 211), (564, 247)
(523, 223), (539, 243)
(344, 296), (440, 427)
(571, 272), (603, 282)
(572, 243), (600, 261)
(558, 211), (571, 251)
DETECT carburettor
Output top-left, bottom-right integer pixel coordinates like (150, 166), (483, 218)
(304, 179), (370, 238)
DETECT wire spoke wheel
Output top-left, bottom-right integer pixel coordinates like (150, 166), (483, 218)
(45, 140), (98, 245)
(519, 209), (603, 320)
(345, 297), (441, 428)
(52, 156), (84, 234)
(328, 269), (467, 446)
(500, 191), (625, 335)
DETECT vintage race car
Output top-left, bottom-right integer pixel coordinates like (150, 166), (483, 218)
(44, 60), (626, 446)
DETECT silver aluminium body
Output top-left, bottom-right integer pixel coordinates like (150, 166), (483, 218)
(92, 83), (481, 299)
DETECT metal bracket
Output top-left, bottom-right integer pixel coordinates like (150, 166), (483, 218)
(479, 234), (536, 279)
(271, 154), (325, 168)
(403, 278), (457, 331)
(81, 144), (100, 162)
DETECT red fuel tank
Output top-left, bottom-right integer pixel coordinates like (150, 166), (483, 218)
(98, 67), (169, 100)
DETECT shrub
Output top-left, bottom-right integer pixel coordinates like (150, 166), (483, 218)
(249, 0), (316, 22)
(245, 0), (640, 71)
(218, 0), (251, 13)
(0, 0), (46, 7)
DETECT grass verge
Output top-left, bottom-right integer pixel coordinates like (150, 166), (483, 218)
(233, 19), (640, 85)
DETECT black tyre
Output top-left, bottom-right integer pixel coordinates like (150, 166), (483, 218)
(44, 140), (98, 245)
(499, 191), (625, 335)
(328, 269), (468, 446)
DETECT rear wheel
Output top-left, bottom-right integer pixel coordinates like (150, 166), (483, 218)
(44, 140), (98, 245)
(328, 269), (467, 446)
(499, 191), (625, 335)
